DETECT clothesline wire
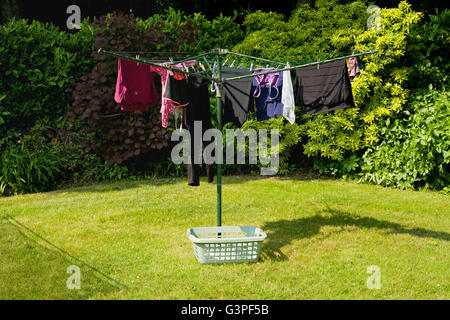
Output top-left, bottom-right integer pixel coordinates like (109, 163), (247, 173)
(112, 49), (371, 63)
(138, 59), (320, 69)
(221, 50), (377, 82)
(98, 48), (214, 81)
(115, 50), (367, 56)
(98, 48), (377, 83)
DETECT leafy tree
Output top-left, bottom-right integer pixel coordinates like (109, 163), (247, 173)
(359, 88), (449, 190)
(0, 18), (94, 148)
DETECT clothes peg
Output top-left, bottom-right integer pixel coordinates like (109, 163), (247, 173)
(250, 63), (253, 71)
(199, 63), (206, 72)
(136, 54), (140, 66)
(230, 60), (236, 68)
(222, 58), (229, 66)
(317, 59), (320, 70)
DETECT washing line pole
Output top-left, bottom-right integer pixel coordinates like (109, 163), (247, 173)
(214, 49), (223, 227)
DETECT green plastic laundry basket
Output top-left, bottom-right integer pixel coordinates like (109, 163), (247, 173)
(187, 226), (267, 264)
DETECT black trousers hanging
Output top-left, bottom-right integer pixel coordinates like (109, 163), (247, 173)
(293, 60), (355, 114)
(181, 76), (215, 186)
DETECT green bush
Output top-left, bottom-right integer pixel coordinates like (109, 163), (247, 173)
(358, 88), (449, 190)
(0, 19), (94, 148)
(0, 117), (133, 196)
(407, 9), (450, 89)
(418, 9), (450, 74)
(230, 0), (370, 173)
(234, 0), (368, 61)
(0, 138), (64, 196)
(300, 1), (423, 161)
(242, 117), (303, 175)
(191, 11), (245, 51)
(137, 7), (244, 52)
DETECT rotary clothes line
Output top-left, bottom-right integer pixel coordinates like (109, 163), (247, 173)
(98, 48), (377, 227)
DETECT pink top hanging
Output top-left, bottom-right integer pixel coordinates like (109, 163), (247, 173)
(114, 58), (159, 111)
(151, 60), (197, 128)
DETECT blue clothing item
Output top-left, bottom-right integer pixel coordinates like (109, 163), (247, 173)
(251, 70), (284, 121)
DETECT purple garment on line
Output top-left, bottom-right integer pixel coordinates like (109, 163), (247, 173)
(251, 69), (284, 121)
(252, 68), (280, 98)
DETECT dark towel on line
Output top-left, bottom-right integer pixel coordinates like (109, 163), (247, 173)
(221, 67), (254, 127)
(293, 60), (355, 114)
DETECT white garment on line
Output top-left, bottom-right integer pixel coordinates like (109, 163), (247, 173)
(281, 70), (295, 124)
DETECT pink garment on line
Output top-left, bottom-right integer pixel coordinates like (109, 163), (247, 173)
(115, 58), (159, 111)
(348, 57), (360, 80)
(151, 60), (197, 128)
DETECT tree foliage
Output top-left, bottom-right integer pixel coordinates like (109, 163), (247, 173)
(0, 18), (94, 148)
(359, 88), (449, 190)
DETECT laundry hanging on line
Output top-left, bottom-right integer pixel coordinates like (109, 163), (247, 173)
(250, 68), (284, 122)
(114, 58), (159, 111)
(293, 59), (355, 114)
(220, 67), (255, 127)
(181, 74), (215, 186)
(348, 56), (361, 80)
(113, 56), (359, 127)
(151, 60), (197, 128)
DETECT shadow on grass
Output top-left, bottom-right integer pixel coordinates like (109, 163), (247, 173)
(260, 207), (450, 262)
(0, 217), (125, 299)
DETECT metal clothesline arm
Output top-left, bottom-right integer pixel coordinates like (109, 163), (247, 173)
(97, 48), (215, 81)
(221, 50), (378, 82)
(215, 49), (289, 67)
(164, 51), (214, 66)
(98, 48), (377, 84)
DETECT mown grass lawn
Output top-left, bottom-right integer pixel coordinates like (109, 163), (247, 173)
(0, 175), (449, 300)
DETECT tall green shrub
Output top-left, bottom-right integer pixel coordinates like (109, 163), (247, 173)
(0, 19), (94, 148)
(0, 135), (64, 195)
(299, 1), (423, 161)
(137, 7), (244, 52)
(233, 0), (368, 61)
(359, 88), (449, 190)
